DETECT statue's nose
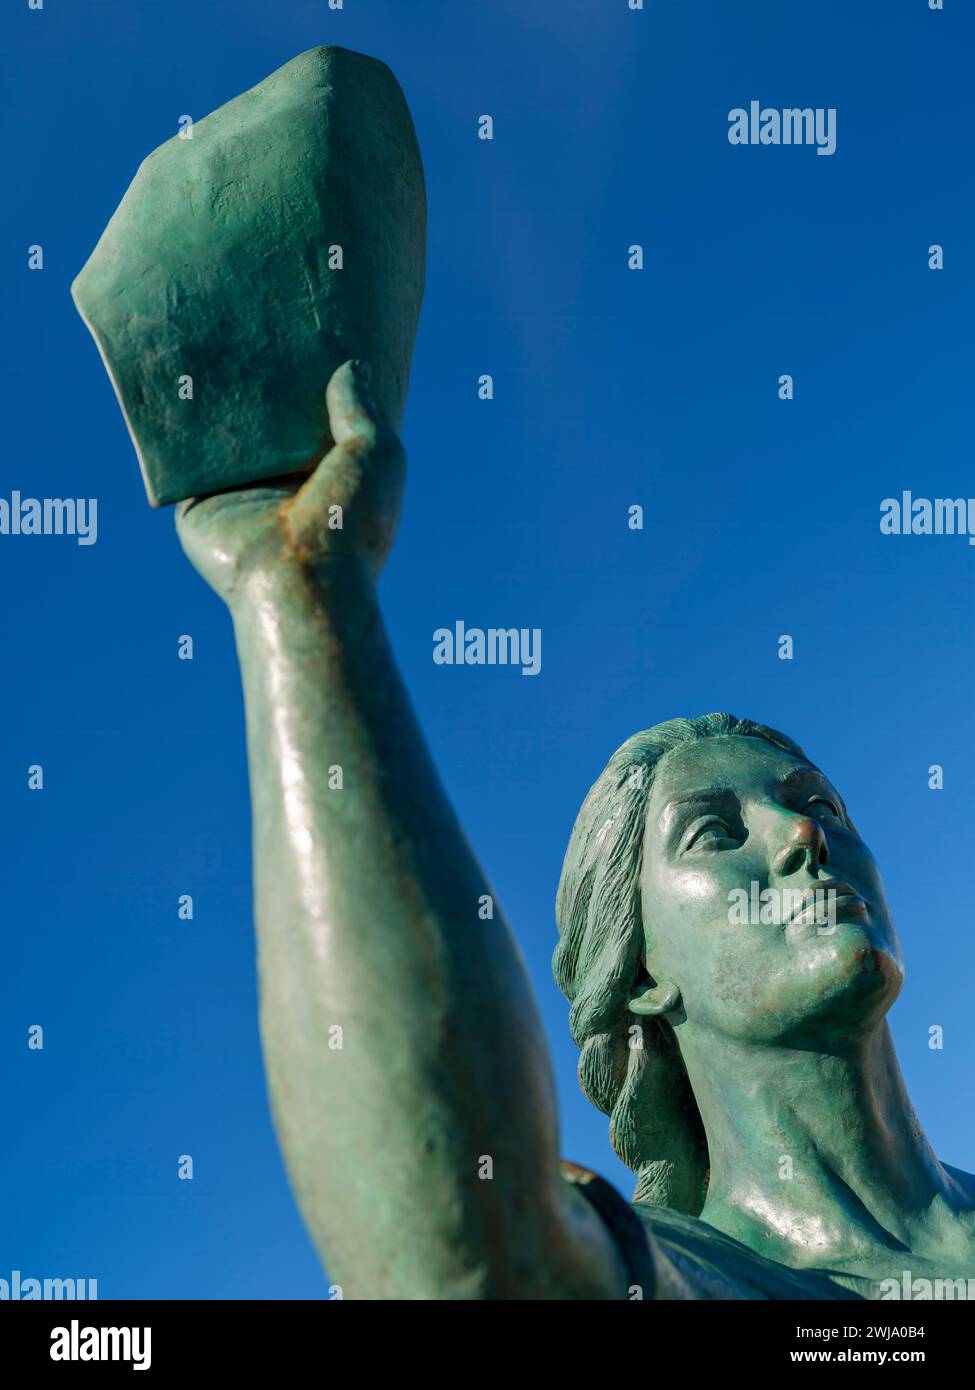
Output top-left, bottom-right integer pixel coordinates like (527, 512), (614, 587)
(773, 816), (829, 877)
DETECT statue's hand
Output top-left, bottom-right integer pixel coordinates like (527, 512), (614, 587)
(175, 360), (405, 605)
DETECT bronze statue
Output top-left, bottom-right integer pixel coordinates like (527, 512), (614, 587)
(74, 46), (975, 1300)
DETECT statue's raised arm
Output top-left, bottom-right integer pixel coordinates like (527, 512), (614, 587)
(175, 364), (628, 1299)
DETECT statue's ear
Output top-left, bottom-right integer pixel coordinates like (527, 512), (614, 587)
(628, 980), (681, 1018)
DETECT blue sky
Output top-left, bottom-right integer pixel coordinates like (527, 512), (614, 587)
(1, 0), (972, 1297)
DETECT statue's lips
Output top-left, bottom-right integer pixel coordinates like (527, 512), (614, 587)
(782, 880), (869, 931)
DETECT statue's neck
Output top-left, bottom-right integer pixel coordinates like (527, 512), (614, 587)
(678, 1020), (965, 1270)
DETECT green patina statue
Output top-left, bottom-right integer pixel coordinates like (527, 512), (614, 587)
(75, 46), (975, 1300)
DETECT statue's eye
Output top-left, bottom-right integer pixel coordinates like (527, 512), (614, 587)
(685, 817), (738, 851)
(803, 795), (842, 821)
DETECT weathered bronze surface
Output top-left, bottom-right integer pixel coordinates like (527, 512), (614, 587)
(76, 47), (975, 1300)
(72, 47), (425, 506)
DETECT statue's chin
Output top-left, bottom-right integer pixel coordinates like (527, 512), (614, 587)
(776, 923), (904, 1042)
(702, 923), (905, 1047)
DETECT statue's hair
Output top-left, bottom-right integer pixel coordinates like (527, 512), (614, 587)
(553, 713), (813, 1215)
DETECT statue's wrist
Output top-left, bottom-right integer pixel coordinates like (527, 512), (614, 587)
(229, 547), (375, 625)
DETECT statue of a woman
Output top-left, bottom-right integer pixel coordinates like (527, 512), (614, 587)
(176, 361), (975, 1300)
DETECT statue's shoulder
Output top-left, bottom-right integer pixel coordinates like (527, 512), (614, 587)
(631, 1202), (861, 1301)
(942, 1160), (975, 1200)
(560, 1160), (861, 1300)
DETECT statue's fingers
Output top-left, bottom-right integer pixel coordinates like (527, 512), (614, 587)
(174, 493), (221, 545)
(174, 497), (195, 535)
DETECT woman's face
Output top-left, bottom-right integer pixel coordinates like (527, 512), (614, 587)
(639, 736), (903, 1045)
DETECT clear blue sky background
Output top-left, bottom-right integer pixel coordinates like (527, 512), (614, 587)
(2, 0), (972, 1298)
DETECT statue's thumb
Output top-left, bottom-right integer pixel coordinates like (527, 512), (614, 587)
(280, 364), (372, 555)
(325, 359), (381, 452)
